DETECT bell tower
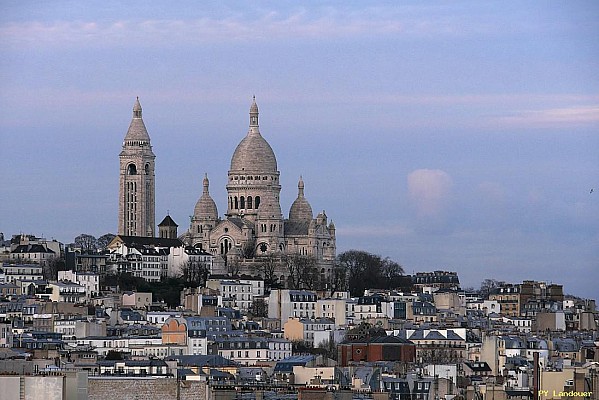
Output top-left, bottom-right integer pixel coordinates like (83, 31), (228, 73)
(118, 97), (156, 237)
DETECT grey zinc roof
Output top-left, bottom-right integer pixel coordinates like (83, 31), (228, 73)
(424, 331), (446, 340)
(166, 354), (238, 367)
(114, 235), (183, 248)
(284, 220), (310, 236)
(158, 215), (178, 227)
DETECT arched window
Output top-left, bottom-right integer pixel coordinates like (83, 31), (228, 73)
(255, 196), (261, 209)
(221, 239), (231, 255)
(247, 196), (253, 209)
(144, 163), (150, 174)
(127, 164), (137, 175)
(240, 196), (245, 209)
(234, 197), (238, 209)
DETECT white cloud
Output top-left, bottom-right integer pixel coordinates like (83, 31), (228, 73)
(0, 5), (527, 49)
(407, 169), (453, 217)
(495, 106), (599, 127)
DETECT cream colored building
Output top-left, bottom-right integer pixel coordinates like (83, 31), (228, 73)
(118, 98), (156, 237)
(184, 98), (336, 280)
(47, 281), (86, 303)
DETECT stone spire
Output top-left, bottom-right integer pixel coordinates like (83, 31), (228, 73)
(133, 96), (142, 118)
(202, 173), (210, 194)
(298, 175), (305, 196)
(249, 95), (259, 127)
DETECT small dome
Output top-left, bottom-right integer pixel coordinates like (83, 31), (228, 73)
(289, 176), (313, 221)
(230, 98), (278, 173)
(194, 174), (218, 220)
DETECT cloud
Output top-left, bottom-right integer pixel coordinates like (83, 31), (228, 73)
(494, 106), (599, 127)
(407, 169), (453, 217)
(0, 5), (533, 49)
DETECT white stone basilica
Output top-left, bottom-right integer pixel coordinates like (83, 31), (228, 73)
(185, 97), (336, 276)
(118, 97), (336, 282)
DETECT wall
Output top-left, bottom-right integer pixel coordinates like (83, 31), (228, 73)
(88, 377), (207, 400)
(0, 376), (21, 399)
(0, 372), (87, 400)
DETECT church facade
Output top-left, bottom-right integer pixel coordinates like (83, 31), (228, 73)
(118, 97), (336, 283)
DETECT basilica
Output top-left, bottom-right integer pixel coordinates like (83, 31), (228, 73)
(118, 97), (336, 279)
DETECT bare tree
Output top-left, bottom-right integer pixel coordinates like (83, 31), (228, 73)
(242, 238), (256, 259)
(316, 338), (338, 361)
(326, 262), (348, 293)
(74, 234), (98, 253)
(249, 298), (268, 318)
(337, 250), (405, 297)
(283, 254), (319, 290)
(180, 260), (210, 286)
(44, 256), (65, 280)
(480, 278), (505, 299)
(253, 254), (281, 290)
(96, 233), (116, 251)
(226, 259), (241, 276)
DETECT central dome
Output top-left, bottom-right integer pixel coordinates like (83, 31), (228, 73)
(230, 133), (278, 172)
(230, 98), (278, 173)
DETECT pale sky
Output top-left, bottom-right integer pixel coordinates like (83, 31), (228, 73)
(1, 1), (598, 298)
